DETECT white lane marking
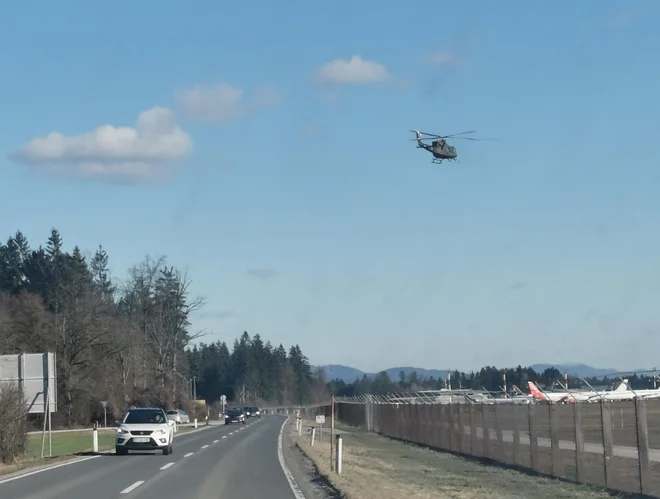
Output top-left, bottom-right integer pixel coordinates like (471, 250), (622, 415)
(278, 417), (307, 499)
(160, 463), (174, 470)
(121, 481), (145, 494)
(201, 444), (209, 449)
(229, 432), (234, 435)
(213, 439), (219, 443)
(0, 455), (101, 485)
(222, 435), (227, 439)
(184, 452), (194, 457)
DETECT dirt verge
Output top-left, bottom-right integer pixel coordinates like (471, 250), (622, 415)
(290, 418), (621, 499)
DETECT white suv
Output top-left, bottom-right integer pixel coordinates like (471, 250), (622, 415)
(116, 407), (174, 455)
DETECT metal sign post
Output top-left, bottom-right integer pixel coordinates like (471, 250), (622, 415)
(330, 395), (335, 471)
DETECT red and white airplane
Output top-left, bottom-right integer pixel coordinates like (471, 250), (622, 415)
(528, 379), (660, 403)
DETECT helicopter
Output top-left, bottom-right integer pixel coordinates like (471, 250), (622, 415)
(410, 129), (481, 164)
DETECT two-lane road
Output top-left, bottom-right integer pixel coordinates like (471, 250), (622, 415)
(1, 416), (303, 499)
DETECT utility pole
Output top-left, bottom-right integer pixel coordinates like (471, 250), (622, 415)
(192, 376), (197, 400)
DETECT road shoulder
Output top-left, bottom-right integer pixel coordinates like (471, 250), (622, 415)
(281, 418), (343, 499)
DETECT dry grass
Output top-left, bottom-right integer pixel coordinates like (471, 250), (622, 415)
(291, 419), (620, 499)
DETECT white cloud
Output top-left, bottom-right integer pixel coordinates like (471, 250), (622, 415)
(428, 51), (463, 67)
(10, 106), (192, 182)
(314, 55), (390, 85)
(175, 83), (281, 123)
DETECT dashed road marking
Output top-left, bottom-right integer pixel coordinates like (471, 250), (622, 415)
(201, 444), (209, 449)
(222, 435), (227, 439)
(121, 481), (145, 494)
(184, 452), (194, 458)
(160, 463), (174, 470)
(213, 439), (219, 443)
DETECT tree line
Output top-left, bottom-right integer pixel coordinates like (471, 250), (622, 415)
(327, 365), (659, 397)
(187, 332), (328, 407)
(0, 228), (325, 434)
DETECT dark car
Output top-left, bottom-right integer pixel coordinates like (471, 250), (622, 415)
(224, 408), (246, 424)
(249, 406), (261, 418)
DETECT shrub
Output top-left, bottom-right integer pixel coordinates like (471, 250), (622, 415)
(0, 382), (28, 463)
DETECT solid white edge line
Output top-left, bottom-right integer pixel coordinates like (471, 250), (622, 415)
(160, 463), (174, 470)
(278, 416), (307, 499)
(0, 455), (101, 485)
(120, 480), (145, 494)
(0, 423), (222, 485)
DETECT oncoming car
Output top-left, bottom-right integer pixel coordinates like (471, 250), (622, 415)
(224, 407), (246, 424)
(116, 407), (174, 455)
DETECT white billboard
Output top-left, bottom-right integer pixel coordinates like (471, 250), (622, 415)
(0, 352), (57, 413)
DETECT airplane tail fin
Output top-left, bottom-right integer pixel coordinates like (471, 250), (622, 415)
(614, 379), (630, 392)
(527, 381), (547, 400)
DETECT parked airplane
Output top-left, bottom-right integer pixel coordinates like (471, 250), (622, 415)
(528, 379), (660, 403)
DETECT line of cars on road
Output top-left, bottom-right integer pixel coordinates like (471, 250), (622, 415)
(113, 405), (262, 455)
(223, 406), (260, 425)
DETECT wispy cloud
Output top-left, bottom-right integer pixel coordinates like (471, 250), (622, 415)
(247, 268), (278, 279)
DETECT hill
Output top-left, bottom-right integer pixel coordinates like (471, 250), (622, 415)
(319, 363), (639, 383)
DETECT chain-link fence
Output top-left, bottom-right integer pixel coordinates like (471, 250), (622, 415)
(297, 396), (660, 497)
(263, 392), (660, 496)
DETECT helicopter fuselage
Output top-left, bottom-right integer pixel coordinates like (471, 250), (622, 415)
(416, 138), (458, 163)
(431, 140), (457, 160)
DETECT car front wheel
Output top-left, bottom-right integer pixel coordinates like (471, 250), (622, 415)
(116, 446), (128, 455)
(163, 445), (172, 455)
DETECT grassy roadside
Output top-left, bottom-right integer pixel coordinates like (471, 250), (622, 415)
(290, 419), (617, 499)
(0, 423), (210, 478)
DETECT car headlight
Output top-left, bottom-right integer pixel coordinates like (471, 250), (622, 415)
(117, 427), (130, 435)
(157, 429), (167, 435)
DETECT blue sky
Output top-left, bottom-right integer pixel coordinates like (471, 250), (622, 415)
(1, 1), (660, 373)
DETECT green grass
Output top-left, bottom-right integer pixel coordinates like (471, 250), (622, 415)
(25, 430), (116, 458)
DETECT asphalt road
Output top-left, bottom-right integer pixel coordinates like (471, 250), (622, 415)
(0, 416), (303, 499)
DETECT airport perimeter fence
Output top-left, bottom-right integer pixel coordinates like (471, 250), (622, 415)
(294, 396), (660, 498)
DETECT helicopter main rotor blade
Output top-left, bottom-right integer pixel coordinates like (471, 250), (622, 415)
(441, 130), (476, 138)
(410, 130), (443, 137)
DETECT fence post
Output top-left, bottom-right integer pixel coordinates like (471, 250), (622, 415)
(494, 405), (503, 463)
(336, 435), (343, 474)
(512, 405), (521, 465)
(549, 404), (561, 477)
(600, 400), (613, 488)
(634, 398), (651, 495)
(528, 403), (538, 472)
(573, 401), (585, 483)
(310, 427), (316, 446)
(447, 403), (455, 452)
(481, 404), (491, 458)
(457, 405), (465, 454)
(469, 403), (476, 455)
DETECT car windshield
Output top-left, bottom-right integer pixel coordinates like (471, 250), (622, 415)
(227, 409), (241, 415)
(166, 410), (178, 415)
(125, 409), (166, 424)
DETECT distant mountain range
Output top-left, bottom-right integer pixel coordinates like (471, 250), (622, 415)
(319, 363), (636, 383)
